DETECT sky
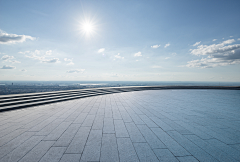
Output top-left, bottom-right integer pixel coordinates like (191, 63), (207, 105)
(0, 0), (240, 82)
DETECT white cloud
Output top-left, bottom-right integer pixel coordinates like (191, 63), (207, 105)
(213, 39), (217, 41)
(21, 50), (60, 63)
(64, 58), (72, 62)
(164, 43), (170, 48)
(186, 39), (240, 68)
(67, 62), (74, 65)
(230, 36), (233, 38)
(151, 44), (160, 48)
(8, 60), (21, 63)
(191, 39), (238, 56)
(1, 55), (20, 63)
(151, 65), (162, 68)
(1, 55), (14, 60)
(238, 38), (240, 41)
(42, 58), (60, 63)
(21, 69), (27, 72)
(64, 58), (74, 65)
(46, 50), (52, 55)
(67, 69), (85, 73)
(1, 65), (16, 69)
(134, 52), (142, 57)
(165, 57), (170, 59)
(114, 53), (124, 59)
(172, 53), (177, 56)
(98, 48), (105, 53)
(193, 41), (201, 46)
(0, 31), (35, 44)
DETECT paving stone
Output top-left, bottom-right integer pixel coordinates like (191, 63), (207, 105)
(114, 120), (129, 137)
(59, 154), (81, 162)
(35, 118), (65, 136)
(205, 138), (240, 161)
(120, 111), (133, 122)
(137, 125), (166, 149)
(65, 126), (91, 154)
(125, 122), (146, 143)
(43, 122), (71, 141)
(103, 118), (115, 133)
(81, 114), (95, 127)
(167, 130), (218, 162)
(0, 128), (27, 146)
(117, 138), (139, 162)
(185, 134), (238, 162)
(73, 113), (88, 124)
(139, 115), (158, 127)
(133, 143), (159, 162)
(177, 156), (199, 162)
(151, 128), (191, 157)
(151, 117), (174, 131)
(100, 133), (119, 162)
(153, 149), (178, 162)
(0, 131), (35, 159)
(92, 115), (104, 130)
(81, 130), (102, 161)
(53, 124), (81, 147)
(0, 135), (43, 162)
(39, 147), (66, 162)
(19, 141), (55, 162)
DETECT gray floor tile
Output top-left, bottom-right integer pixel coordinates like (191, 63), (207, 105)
(177, 156), (199, 162)
(153, 149), (178, 162)
(39, 147), (66, 162)
(151, 128), (191, 157)
(137, 125), (166, 149)
(133, 143), (159, 162)
(65, 127), (91, 154)
(54, 124), (81, 147)
(59, 154), (81, 162)
(103, 118), (115, 133)
(100, 134), (119, 162)
(19, 141), (55, 162)
(114, 120), (129, 137)
(117, 138), (139, 162)
(125, 122), (146, 142)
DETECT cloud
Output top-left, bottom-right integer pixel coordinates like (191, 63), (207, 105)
(46, 50), (52, 55)
(21, 69), (27, 72)
(165, 57), (170, 59)
(67, 62), (74, 65)
(64, 58), (74, 65)
(186, 39), (240, 68)
(67, 69), (85, 73)
(193, 41), (201, 46)
(213, 39), (217, 41)
(151, 44), (160, 48)
(42, 58), (60, 63)
(172, 53), (177, 56)
(21, 50), (60, 63)
(191, 39), (238, 56)
(1, 55), (14, 60)
(0, 65), (16, 69)
(134, 52), (142, 57)
(230, 36), (233, 38)
(151, 65), (162, 68)
(114, 53), (124, 59)
(0, 31), (35, 44)
(238, 38), (240, 41)
(98, 48), (105, 53)
(8, 60), (21, 63)
(164, 43), (170, 48)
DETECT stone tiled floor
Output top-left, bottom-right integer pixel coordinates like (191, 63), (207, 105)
(0, 90), (240, 162)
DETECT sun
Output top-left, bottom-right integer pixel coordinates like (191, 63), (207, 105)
(82, 22), (93, 34)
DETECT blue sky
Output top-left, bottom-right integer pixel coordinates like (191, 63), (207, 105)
(0, 0), (240, 81)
